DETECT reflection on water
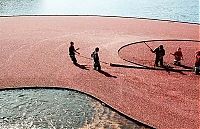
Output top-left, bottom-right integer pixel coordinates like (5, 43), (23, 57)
(0, 0), (199, 23)
(0, 88), (152, 129)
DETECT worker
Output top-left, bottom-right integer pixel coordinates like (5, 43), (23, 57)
(69, 41), (80, 64)
(91, 47), (101, 71)
(151, 45), (165, 67)
(194, 51), (200, 74)
(171, 47), (183, 65)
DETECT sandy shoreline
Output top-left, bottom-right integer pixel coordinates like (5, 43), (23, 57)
(0, 16), (199, 129)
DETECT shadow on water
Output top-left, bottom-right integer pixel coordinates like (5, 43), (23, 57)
(110, 63), (190, 75)
(163, 65), (187, 75)
(75, 63), (89, 70)
(98, 70), (117, 78)
(178, 64), (193, 69)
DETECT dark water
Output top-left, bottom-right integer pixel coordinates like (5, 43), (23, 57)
(0, 88), (151, 129)
(0, 0), (199, 23)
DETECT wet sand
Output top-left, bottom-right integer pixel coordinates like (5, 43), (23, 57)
(0, 16), (199, 129)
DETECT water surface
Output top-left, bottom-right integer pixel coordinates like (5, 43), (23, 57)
(0, 0), (199, 23)
(0, 88), (152, 129)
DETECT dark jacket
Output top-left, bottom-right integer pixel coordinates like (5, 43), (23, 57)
(195, 52), (200, 67)
(153, 47), (165, 58)
(91, 51), (99, 62)
(69, 46), (75, 55)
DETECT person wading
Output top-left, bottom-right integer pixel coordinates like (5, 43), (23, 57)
(171, 47), (183, 65)
(194, 51), (200, 74)
(151, 45), (165, 67)
(69, 41), (80, 64)
(91, 47), (101, 71)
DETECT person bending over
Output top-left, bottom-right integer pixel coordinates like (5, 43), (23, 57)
(171, 47), (183, 65)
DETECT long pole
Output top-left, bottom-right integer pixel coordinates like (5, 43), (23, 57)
(144, 42), (153, 51)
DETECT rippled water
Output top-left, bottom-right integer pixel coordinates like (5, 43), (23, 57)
(0, 0), (199, 23)
(0, 88), (151, 129)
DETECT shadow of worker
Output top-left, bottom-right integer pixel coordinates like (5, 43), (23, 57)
(74, 63), (89, 70)
(98, 70), (117, 78)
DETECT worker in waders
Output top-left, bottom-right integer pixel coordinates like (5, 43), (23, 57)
(194, 51), (200, 74)
(69, 42), (80, 64)
(91, 47), (101, 71)
(151, 45), (165, 67)
(171, 47), (183, 65)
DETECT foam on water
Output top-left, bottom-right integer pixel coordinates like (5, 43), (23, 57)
(0, 88), (151, 129)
